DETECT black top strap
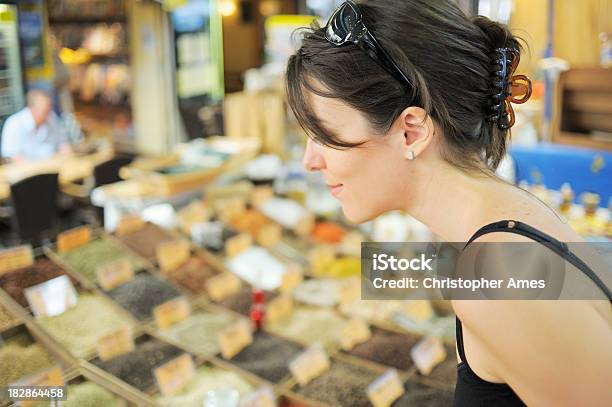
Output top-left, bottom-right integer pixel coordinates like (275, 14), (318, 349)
(464, 220), (612, 301)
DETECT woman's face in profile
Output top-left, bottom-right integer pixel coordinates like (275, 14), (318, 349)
(303, 90), (415, 224)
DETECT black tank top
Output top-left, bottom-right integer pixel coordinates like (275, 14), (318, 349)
(453, 220), (612, 407)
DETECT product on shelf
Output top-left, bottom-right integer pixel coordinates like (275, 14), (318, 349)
(37, 294), (131, 358)
(558, 183), (574, 215)
(57, 237), (146, 282)
(346, 327), (420, 370)
(164, 255), (216, 294)
(418, 356), (457, 386)
(0, 339), (55, 387)
(0, 258), (78, 307)
(190, 221), (238, 253)
(115, 223), (175, 259)
(392, 381), (455, 407)
(216, 286), (278, 316)
(339, 299), (407, 324)
(34, 381), (128, 407)
(225, 247), (288, 291)
(106, 273), (181, 321)
(312, 221), (346, 243)
(0, 305), (17, 330)
(292, 278), (341, 308)
(158, 312), (235, 357)
(226, 209), (281, 247)
(153, 366), (254, 407)
(48, 0), (125, 19)
(227, 331), (303, 383)
(293, 359), (379, 407)
(266, 306), (346, 349)
(93, 338), (183, 392)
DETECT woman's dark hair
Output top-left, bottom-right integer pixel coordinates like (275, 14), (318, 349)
(286, 0), (523, 171)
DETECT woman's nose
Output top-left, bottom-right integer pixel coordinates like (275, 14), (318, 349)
(303, 138), (326, 171)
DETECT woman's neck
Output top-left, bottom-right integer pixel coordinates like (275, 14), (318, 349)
(404, 161), (506, 241)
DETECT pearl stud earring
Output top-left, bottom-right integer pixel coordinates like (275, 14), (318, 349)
(406, 150), (415, 160)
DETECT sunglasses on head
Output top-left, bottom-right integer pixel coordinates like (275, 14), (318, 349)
(324, 1), (412, 90)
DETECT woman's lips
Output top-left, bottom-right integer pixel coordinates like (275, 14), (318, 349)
(327, 184), (344, 197)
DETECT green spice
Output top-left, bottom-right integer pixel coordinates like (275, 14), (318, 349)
(37, 294), (131, 358)
(154, 366), (253, 407)
(32, 381), (127, 407)
(266, 306), (346, 349)
(158, 312), (235, 357)
(0, 342), (55, 387)
(57, 238), (146, 282)
(294, 360), (379, 407)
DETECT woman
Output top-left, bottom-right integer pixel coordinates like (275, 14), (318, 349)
(286, 0), (612, 405)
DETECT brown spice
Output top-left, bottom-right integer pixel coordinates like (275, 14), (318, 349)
(0, 259), (77, 307)
(116, 223), (174, 259)
(164, 256), (215, 294)
(346, 327), (420, 370)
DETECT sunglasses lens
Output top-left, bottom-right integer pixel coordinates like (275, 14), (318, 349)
(325, 2), (360, 44)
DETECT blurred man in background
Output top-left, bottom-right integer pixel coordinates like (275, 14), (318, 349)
(1, 88), (71, 163)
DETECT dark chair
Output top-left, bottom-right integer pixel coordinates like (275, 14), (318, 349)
(93, 156), (134, 188)
(92, 156), (134, 225)
(9, 173), (59, 245)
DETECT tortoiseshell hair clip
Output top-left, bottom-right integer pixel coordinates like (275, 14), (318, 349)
(487, 47), (532, 130)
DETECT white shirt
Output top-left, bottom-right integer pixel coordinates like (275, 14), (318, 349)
(1, 107), (68, 161)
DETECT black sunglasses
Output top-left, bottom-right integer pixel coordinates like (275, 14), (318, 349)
(324, 1), (412, 90)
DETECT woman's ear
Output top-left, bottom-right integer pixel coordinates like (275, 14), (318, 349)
(398, 106), (434, 160)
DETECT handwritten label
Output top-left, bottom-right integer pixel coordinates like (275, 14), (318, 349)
(17, 366), (64, 387)
(177, 201), (209, 234)
(225, 233), (252, 257)
(0, 245), (33, 275)
(338, 278), (361, 305)
(217, 319), (253, 359)
(367, 369), (405, 407)
(240, 386), (276, 407)
(255, 223), (281, 248)
(206, 272), (242, 301)
(295, 214), (314, 236)
(403, 300), (434, 322)
(96, 259), (134, 291)
(57, 226), (91, 253)
(289, 343), (330, 386)
(14, 366), (64, 407)
(280, 265), (303, 293)
(115, 215), (146, 236)
(410, 336), (447, 375)
(266, 295), (293, 324)
(339, 318), (371, 351)
(25, 275), (78, 318)
(250, 186), (274, 208)
(217, 198), (246, 222)
(96, 326), (135, 361)
(154, 297), (191, 329)
(156, 240), (190, 272)
(153, 354), (196, 396)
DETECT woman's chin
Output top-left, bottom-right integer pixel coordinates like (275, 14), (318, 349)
(341, 204), (382, 225)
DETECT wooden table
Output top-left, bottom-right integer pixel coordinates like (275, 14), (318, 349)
(0, 148), (114, 200)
